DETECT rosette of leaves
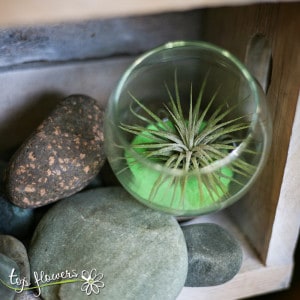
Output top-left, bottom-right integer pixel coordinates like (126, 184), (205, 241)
(119, 72), (256, 211)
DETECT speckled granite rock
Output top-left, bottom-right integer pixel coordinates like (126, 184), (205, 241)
(29, 187), (188, 300)
(182, 223), (243, 287)
(4, 95), (105, 208)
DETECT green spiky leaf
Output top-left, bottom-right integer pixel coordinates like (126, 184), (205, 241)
(119, 71), (257, 211)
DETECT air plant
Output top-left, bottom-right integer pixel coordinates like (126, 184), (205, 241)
(119, 71), (257, 212)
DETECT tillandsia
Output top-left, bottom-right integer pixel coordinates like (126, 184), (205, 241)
(119, 71), (257, 211)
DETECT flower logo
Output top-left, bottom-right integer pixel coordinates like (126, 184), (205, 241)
(81, 269), (104, 295)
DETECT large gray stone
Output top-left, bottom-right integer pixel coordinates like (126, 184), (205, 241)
(5, 95), (105, 208)
(29, 187), (188, 300)
(0, 11), (201, 68)
(182, 223), (243, 287)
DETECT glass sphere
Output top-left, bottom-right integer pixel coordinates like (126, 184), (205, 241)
(104, 41), (272, 217)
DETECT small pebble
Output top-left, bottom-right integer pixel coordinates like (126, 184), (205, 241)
(182, 223), (243, 287)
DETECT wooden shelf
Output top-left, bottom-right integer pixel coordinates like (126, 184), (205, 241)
(0, 52), (299, 298)
(0, 1), (299, 299)
(179, 91), (300, 299)
(178, 212), (294, 300)
(0, 0), (297, 27)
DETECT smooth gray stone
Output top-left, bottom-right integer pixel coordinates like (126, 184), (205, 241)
(0, 235), (30, 280)
(0, 11), (201, 68)
(5, 95), (105, 208)
(29, 187), (187, 300)
(182, 223), (243, 287)
(0, 253), (20, 300)
(0, 196), (35, 240)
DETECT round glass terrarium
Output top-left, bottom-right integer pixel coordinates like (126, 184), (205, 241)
(104, 41), (272, 217)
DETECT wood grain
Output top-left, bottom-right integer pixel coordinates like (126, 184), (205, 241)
(0, 11), (202, 68)
(0, 0), (298, 27)
(202, 2), (300, 263)
(267, 93), (300, 267)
